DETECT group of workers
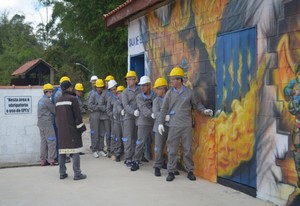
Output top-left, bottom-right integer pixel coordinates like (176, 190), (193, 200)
(37, 66), (213, 182)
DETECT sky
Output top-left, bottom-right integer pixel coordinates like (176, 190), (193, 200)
(0, 0), (53, 28)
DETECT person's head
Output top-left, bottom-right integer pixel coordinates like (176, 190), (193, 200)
(105, 75), (115, 87)
(59, 76), (71, 85)
(75, 83), (84, 97)
(90, 75), (98, 88)
(138, 76), (151, 95)
(125, 70), (138, 87)
(60, 81), (73, 92)
(116, 85), (125, 97)
(43, 83), (54, 97)
(107, 80), (118, 95)
(293, 83), (300, 96)
(153, 77), (168, 97)
(95, 79), (104, 94)
(169, 66), (184, 88)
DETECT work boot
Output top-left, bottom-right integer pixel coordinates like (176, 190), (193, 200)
(74, 174), (87, 181)
(166, 172), (175, 182)
(124, 159), (133, 167)
(187, 172), (196, 181)
(174, 170), (180, 176)
(130, 161), (140, 171)
(141, 156), (149, 163)
(154, 167), (161, 177)
(40, 160), (50, 166)
(115, 155), (121, 162)
(60, 173), (68, 179)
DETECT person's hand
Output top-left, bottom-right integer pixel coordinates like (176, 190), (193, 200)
(204, 109), (213, 116)
(121, 109), (125, 116)
(158, 124), (165, 135)
(134, 110), (140, 117)
(165, 115), (170, 122)
(151, 113), (155, 119)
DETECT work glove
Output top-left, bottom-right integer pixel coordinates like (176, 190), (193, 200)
(158, 124), (165, 135)
(151, 113), (155, 119)
(121, 109), (125, 116)
(165, 115), (170, 122)
(204, 109), (213, 116)
(134, 110), (140, 117)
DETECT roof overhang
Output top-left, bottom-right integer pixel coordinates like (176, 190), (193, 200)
(103, 0), (169, 28)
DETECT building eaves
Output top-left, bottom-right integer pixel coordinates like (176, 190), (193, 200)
(103, 0), (167, 28)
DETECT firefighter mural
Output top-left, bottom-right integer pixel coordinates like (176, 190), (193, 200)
(125, 0), (300, 205)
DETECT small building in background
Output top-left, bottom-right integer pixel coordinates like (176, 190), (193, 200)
(10, 58), (56, 86)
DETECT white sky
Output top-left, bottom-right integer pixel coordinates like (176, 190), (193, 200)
(0, 0), (53, 28)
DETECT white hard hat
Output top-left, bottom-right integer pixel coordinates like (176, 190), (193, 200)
(90, 75), (98, 82)
(107, 80), (117, 89)
(138, 76), (151, 85)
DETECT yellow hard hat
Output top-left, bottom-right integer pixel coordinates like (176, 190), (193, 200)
(105, 75), (114, 81)
(43, 83), (53, 91)
(59, 76), (71, 84)
(116, 85), (125, 92)
(153, 77), (168, 88)
(75, 83), (84, 91)
(169, 66), (184, 77)
(95, 79), (105, 88)
(125, 70), (138, 79)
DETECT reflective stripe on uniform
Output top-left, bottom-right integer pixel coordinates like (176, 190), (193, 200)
(76, 123), (84, 128)
(56, 101), (72, 106)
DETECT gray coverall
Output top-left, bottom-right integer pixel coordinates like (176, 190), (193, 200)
(37, 94), (57, 162)
(112, 95), (124, 157)
(158, 86), (206, 173)
(88, 90), (105, 152)
(133, 91), (156, 162)
(153, 96), (169, 169)
(99, 90), (112, 152)
(121, 86), (141, 160)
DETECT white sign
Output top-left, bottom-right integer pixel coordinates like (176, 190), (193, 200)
(5, 96), (32, 115)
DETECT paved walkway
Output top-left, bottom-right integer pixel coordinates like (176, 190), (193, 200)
(0, 122), (275, 206)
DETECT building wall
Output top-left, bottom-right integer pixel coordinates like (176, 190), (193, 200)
(0, 87), (43, 164)
(127, 0), (300, 205)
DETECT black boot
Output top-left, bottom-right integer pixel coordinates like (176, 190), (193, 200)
(154, 167), (161, 177)
(187, 172), (196, 181)
(166, 172), (175, 181)
(130, 161), (140, 171)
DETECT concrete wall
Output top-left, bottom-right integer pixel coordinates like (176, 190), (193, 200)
(0, 86), (43, 163)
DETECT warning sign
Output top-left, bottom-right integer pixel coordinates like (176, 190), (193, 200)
(5, 96), (32, 115)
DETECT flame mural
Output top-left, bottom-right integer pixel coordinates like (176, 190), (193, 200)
(131, 0), (300, 205)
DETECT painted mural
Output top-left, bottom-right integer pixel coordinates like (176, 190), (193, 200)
(127, 0), (300, 205)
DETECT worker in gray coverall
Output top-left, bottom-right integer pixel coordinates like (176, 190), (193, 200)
(158, 66), (213, 182)
(130, 76), (156, 171)
(152, 77), (170, 176)
(112, 85), (126, 162)
(121, 70), (141, 167)
(37, 83), (57, 166)
(88, 79), (107, 158)
(98, 77), (114, 158)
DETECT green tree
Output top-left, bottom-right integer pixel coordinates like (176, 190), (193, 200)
(42, 0), (128, 86)
(0, 13), (44, 85)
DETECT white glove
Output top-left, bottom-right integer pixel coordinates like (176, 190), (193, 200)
(134, 110), (140, 117)
(151, 113), (155, 119)
(158, 124), (165, 135)
(121, 109), (125, 116)
(204, 109), (213, 116)
(165, 115), (170, 122)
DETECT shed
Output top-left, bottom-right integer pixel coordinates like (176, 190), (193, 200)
(11, 58), (56, 86)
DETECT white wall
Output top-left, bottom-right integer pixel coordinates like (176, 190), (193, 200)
(0, 87), (43, 163)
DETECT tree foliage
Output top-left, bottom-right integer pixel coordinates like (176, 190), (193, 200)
(0, 13), (43, 85)
(0, 0), (128, 88)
